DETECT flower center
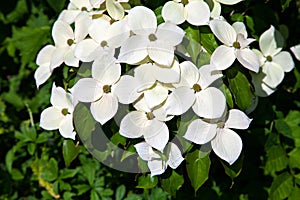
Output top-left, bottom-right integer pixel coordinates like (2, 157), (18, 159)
(193, 83), (201, 92)
(146, 112), (155, 120)
(233, 41), (241, 49)
(266, 55), (273, 62)
(148, 33), (157, 42)
(81, 7), (88, 11)
(181, 0), (189, 5)
(67, 39), (74, 46)
(92, 14), (103, 19)
(61, 108), (69, 116)
(103, 85), (111, 93)
(101, 40), (108, 47)
(217, 121), (225, 128)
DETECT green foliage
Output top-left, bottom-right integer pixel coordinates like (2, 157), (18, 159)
(0, 0), (300, 199)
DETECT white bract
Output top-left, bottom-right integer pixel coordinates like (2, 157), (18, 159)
(119, 97), (171, 152)
(71, 55), (121, 124)
(184, 109), (252, 164)
(105, 0), (129, 20)
(209, 0), (243, 18)
(164, 61), (226, 119)
(209, 20), (260, 72)
(40, 84), (76, 140)
(134, 142), (184, 176)
(291, 44), (300, 61)
(118, 6), (185, 66)
(251, 26), (294, 96)
(162, 0), (210, 26)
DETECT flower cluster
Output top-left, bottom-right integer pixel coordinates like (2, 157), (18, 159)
(35, 0), (299, 176)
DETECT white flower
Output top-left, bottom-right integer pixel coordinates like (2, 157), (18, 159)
(106, 0), (129, 20)
(34, 45), (56, 88)
(71, 55), (121, 124)
(184, 109), (252, 164)
(75, 18), (130, 62)
(164, 61), (226, 119)
(118, 6), (185, 66)
(251, 71), (276, 97)
(162, 0), (210, 26)
(134, 142), (184, 176)
(209, 20), (260, 72)
(40, 83), (76, 140)
(290, 44), (300, 61)
(210, 0), (243, 18)
(119, 97), (171, 151)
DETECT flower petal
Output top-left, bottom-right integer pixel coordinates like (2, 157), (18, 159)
(251, 72), (276, 97)
(225, 109), (252, 130)
(118, 35), (148, 65)
(153, 61), (181, 84)
(192, 87), (226, 119)
(209, 19), (236, 46)
(36, 45), (56, 66)
(88, 18), (110, 43)
(273, 51), (294, 72)
(232, 22), (247, 37)
(92, 56), (121, 85)
(211, 128), (242, 165)
(40, 107), (64, 130)
(52, 20), (74, 47)
(144, 84), (169, 109)
(112, 75), (141, 104)
(148, 40), (174, 66)
(156, 22), (185, 46)
(74, 38), (99, 62)
(49, 46), (67, 70)
(128, 6), (157, 35)
(291, 44), (300, 61)
(34, 65), (52, 88)
(72, 78), (103, 102)
(184, 119), (217, 144)
(185, 1), (210, 26)
(106, 0), (124, 20)
(259, 25), (283, 56)
(59, 115), (76, 139)
(236, 48), (260, 72)
(74, 12), (91, 42)
(90, 93), (118, 124)
(107, 19), (130, 48)
(134, 142), (160, 161)
(162, 1), (185, 25)
(50, 84), (73, 110)
(210, 0), (221, 18)
(217, 0), (242, 5)
(148, 159), (166, 176)
(164, 87), (195, 116)
(166, 142), (184, 169)
(262, 62), (284, 88)
(119, 111), (146, 138)
(177, 61), (200, 88)
(198, 64), (223, 89)
(211, 45), (236, 71)
(144, 119), (169, 152)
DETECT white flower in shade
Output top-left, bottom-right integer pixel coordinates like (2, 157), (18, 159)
(71, 55), (121, 124)
(105, 0), (129, 20)
(118, 6), (185, 66)
(50, 19), (91, 70)
(40, 84), (76, 140)
(161, 0), (210, 26)
(209, 20), (260, 72)
(250, 26), (294, 97)
(210, 0), (243, 18)
(184, 109), (252, 165)
(34, 45), (56, 88)
(164, 61), (226, 119)
(134, 142), (184, 176)
(119, 97), (171, 152)
(290, 44), (300, 61)
(75, 18), (130, 62)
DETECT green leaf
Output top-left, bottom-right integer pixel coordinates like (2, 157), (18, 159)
(199, 28), (218, 54)
(99, 188), (114, 197)
(11, 168), (24, 180)
(221, 154), (243, 180)
(288, 187), (300, 200)
(74, 184), (91, 195)
(2, 0), (28, 24)
(288, 148), (300, 169)
(27, 143), (36, 155)
(41, 158), (59, 182)
(136, 174), (158, 189)
(73, 102), (97, 141)
(281, 0), (292, 12)
(47, 0), (66, 12)
(231, 13), (244, 22)
(91, 189), (100, 200)
(60, 169), (78, 179)
(186, 149), (210, 192)
(115, 185), (126, 200)
(226, 67), (252, 111)
(5, 148), (15, 173)
(63, 140), (79, 168)
(275, 119), (293, 139)
(265, 145), (288, 174)
(149, 187), (168, 200)
(270, 172), (293, 200)
(184, 26), (201, 63)
(219, 84), (234, 109)
(161, 171), (184, 197)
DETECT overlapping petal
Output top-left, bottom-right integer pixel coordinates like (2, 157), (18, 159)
(211, 45), (236, 70)
(225, 109), (252, 130)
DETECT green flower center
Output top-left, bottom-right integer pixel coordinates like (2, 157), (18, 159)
(92, 14), (103, 19)
(146, 112), (155, 120)
(67, 39), (74, 46)
(101, 40), (108, 47)
(182, 0), (189, 5)
(148, 33), (157, 42)
(61, 108), (69, 116)
(193, 84), (201, 92)
(103, 85), (111, 93)
(233, 41), (241, 49)
(81, 7), (88, 11)
(266, 55), (273, 62)
(217, 121), (225, 128)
